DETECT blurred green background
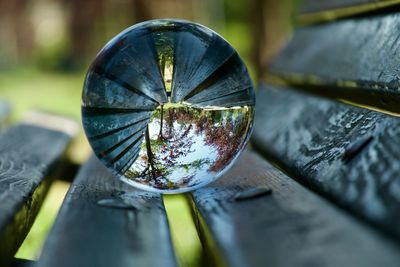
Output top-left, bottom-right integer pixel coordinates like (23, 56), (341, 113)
(0, 0), (293, 266)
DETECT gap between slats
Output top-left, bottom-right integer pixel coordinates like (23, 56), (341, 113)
(15, 181), (70, 260)
(297, 0), (400, 25)
(14, 182), (206, 267)
(264, 74), (400, 117)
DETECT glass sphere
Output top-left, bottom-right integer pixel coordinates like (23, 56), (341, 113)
(82, 19), (255, 193)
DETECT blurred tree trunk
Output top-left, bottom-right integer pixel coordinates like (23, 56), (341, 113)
(63, 0), (104, 68)
(132, 0), (152, 22)
(252, 0), (266, 80)
(14, 0), (33, 63)
(252, 0), (293, 81)
(63, 0), (154, 67)
(0, 0), (33, 66)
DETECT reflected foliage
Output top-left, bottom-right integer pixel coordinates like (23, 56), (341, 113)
(126, 105), (252, 190)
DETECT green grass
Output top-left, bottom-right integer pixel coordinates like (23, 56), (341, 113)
(164, 195), (204, 267)
(0, 68), (84, 121)
(15, 181), (70, 260)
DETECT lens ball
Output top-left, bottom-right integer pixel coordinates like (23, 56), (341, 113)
(82, 19), (255, 193)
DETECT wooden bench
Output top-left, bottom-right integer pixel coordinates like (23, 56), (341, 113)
(3, 1), (400, 266)
(0, 108), (78, 267)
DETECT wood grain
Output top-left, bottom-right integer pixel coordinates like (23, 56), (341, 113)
(268, 12), (400, 114)
(37, 156), (177, 267)
(191, 149), (400, 267)
(0, 124), (73, 267)
(252, 85), (400, 239)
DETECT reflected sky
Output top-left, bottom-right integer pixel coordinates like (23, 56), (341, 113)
(125, 104), (252, 191)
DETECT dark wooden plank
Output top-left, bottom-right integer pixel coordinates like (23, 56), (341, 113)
(38, 156), (178, 267)
(269, 12), (400, 114)
(0, 123), (75, 267)
(190, 149), (400, 267)
(252, 85), (400, 240)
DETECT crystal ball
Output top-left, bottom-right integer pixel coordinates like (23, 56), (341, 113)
(82, 19), (255, 193)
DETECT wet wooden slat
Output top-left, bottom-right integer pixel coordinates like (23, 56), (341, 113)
(38, 156), (178, 267)
(252, 85), (400, 240)
(191, 149), (400, 267)
(269, 12), (400, 114)
(0, 124), (74, 267)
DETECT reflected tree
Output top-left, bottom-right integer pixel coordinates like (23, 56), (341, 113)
(194, 108), (251, 172)
(126, 105), (251, 190)
(127, 106), (210, 189)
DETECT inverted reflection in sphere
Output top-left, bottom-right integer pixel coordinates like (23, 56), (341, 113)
(82, 19), (255, 193)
